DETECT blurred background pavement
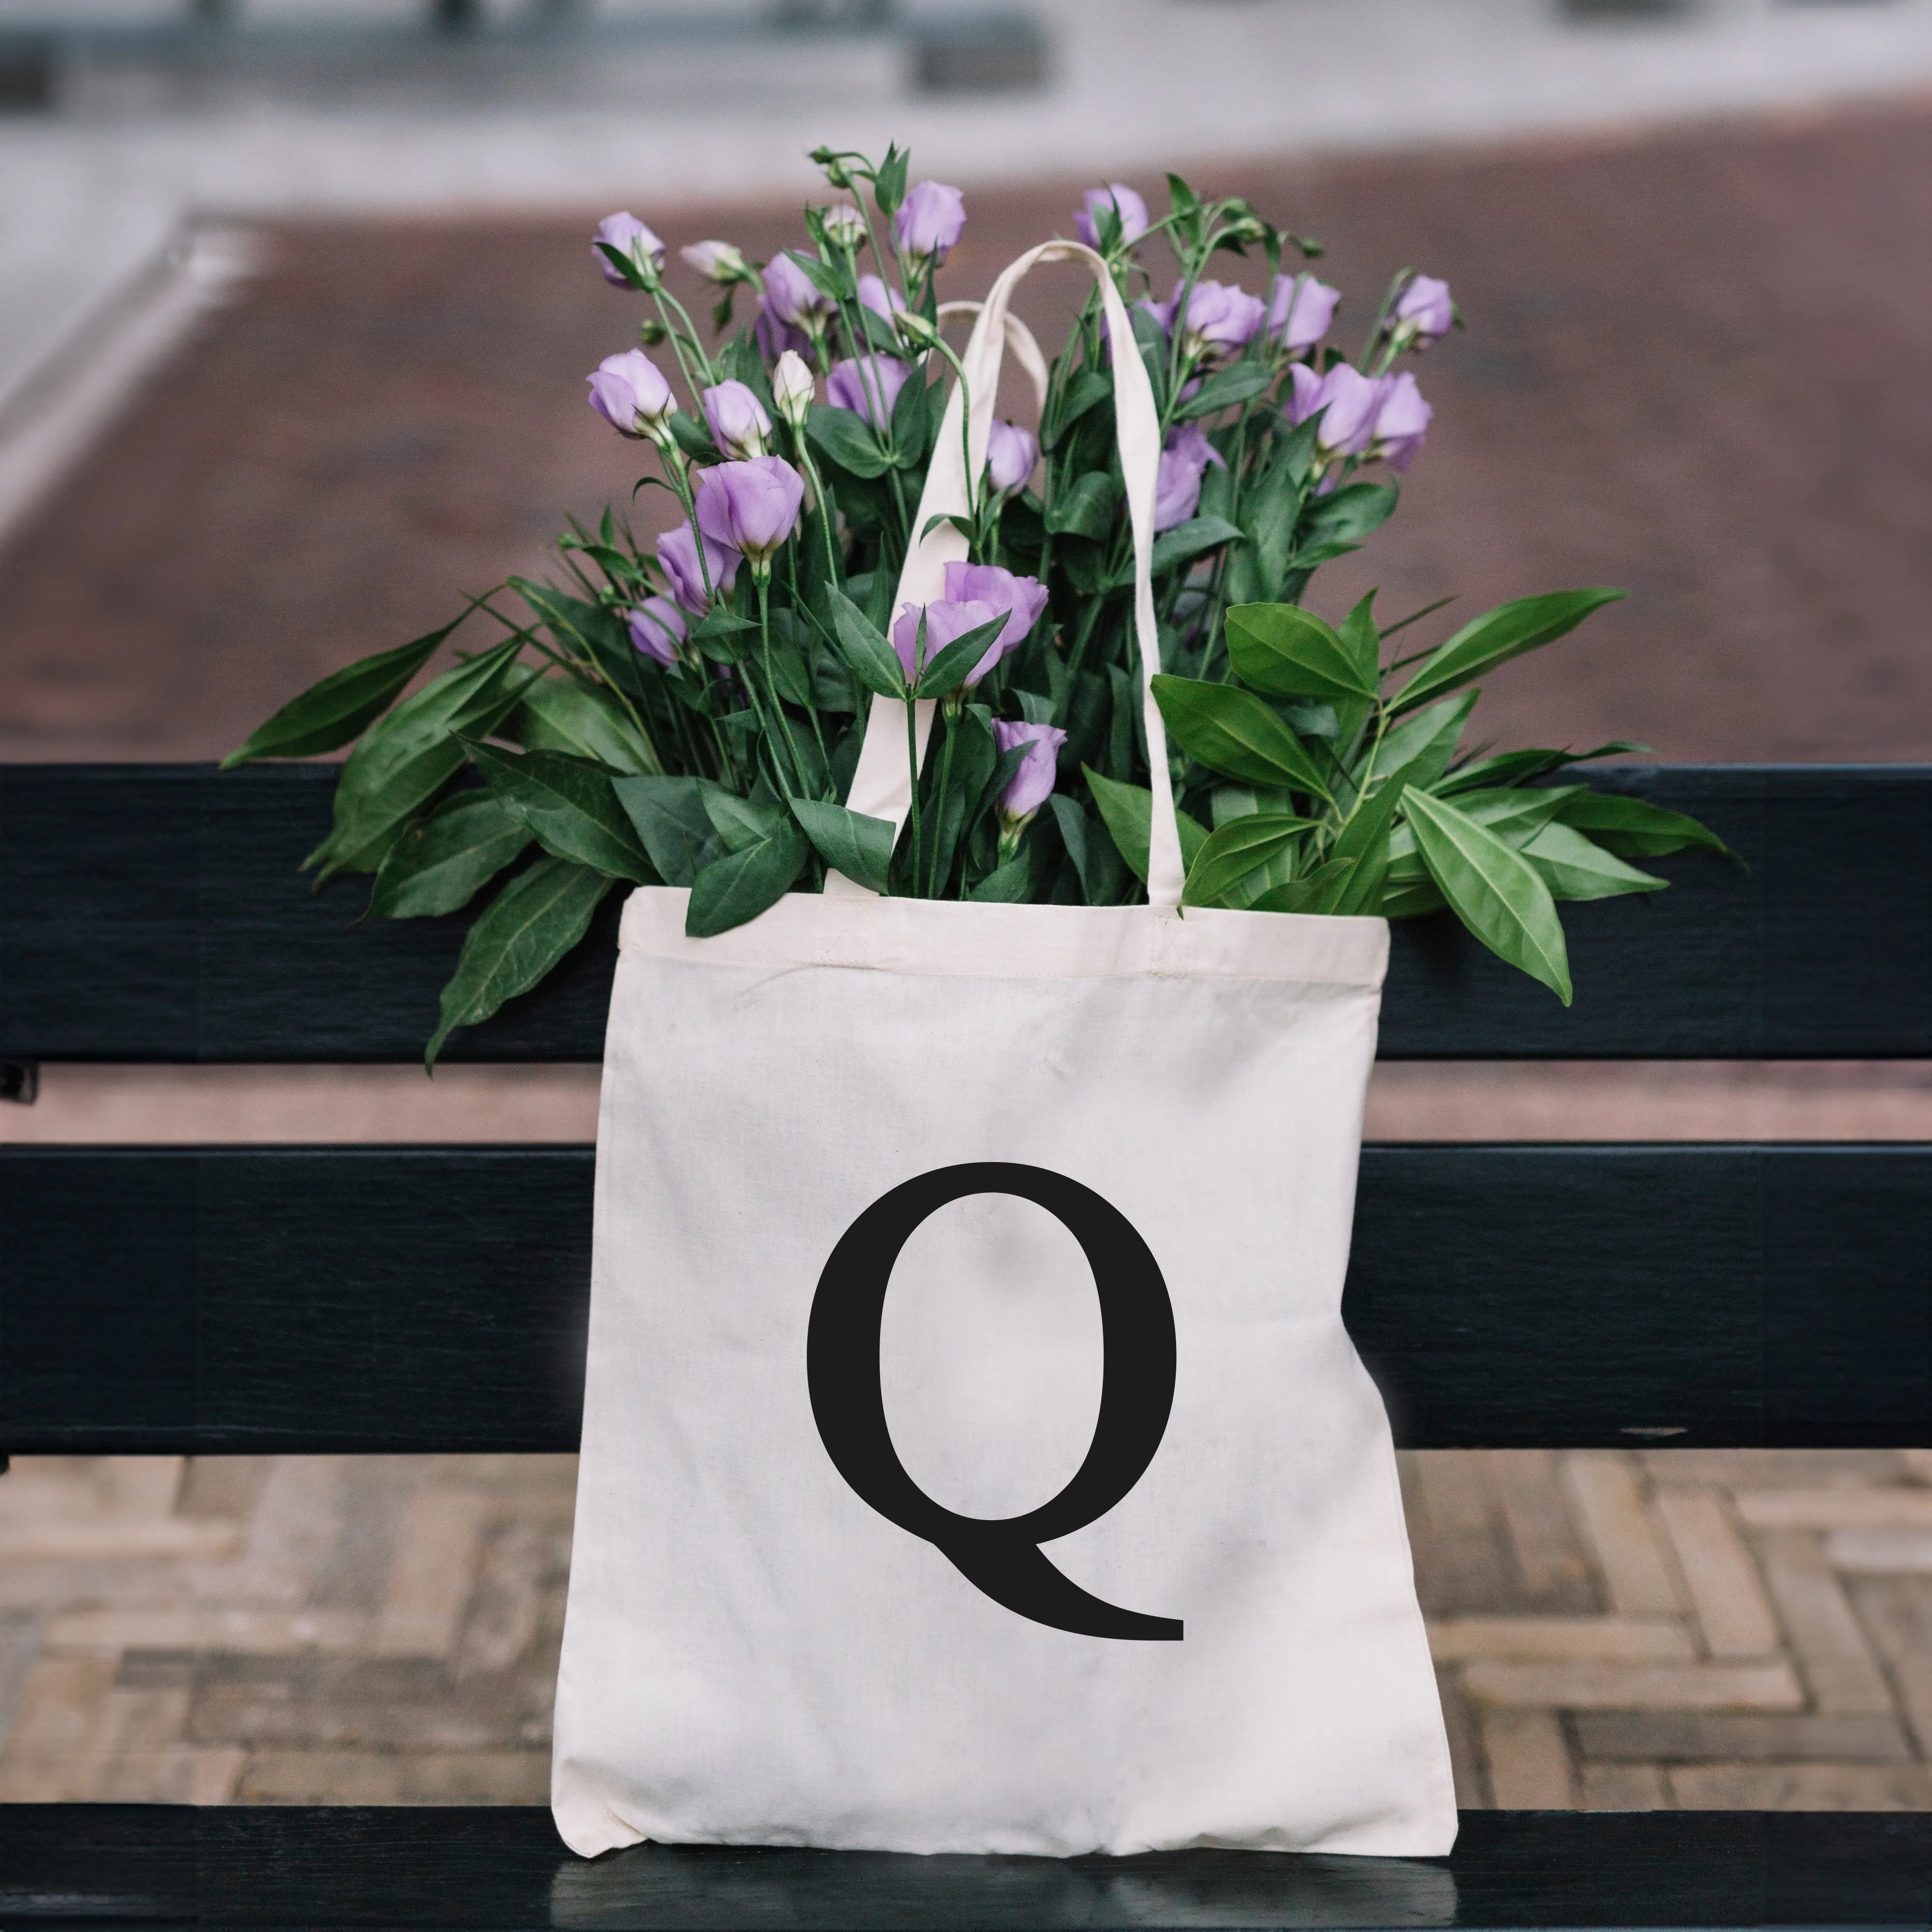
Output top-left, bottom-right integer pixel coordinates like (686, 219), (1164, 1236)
(0, 0), (1929, 1821)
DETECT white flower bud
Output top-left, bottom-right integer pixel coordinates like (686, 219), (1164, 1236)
(772, 350), (815, 431)
(819, 204), (866, 251)
(892, 308), (942, 353)
(680, 239), (751, 285)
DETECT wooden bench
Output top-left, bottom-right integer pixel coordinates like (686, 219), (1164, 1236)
(1, 759), (1928, 1929)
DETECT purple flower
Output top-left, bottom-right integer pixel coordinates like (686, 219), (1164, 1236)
(627, 596), (687, 667)
(1391, 275), (1454, 351)
(825, 354), (910, 429)
(1153, 422), (1226, 534)
(657, 522), (739, 615)
(1372, 371), (1432, 473)
(1286, 363), (1389, 459)
(1266, 274), (1342, 352)
(1143, 279), (1266, 366)
(701, 379), (771, 460)
(984, 420), (1039, 496)
(942, 561), (1048, 676)
(858, 273), (906, 319)
(762, 252), (837, 329)
(754, 297), (811, 363)
(586, 350), (675, 439)
(894, 181), (966, 265)
(1074, 183), (1149, 251)
(695, 456), (805, 570)
(593, 213), (664, 287)
(891, 597), (1001, 688)
(993, 720), (1067, 823)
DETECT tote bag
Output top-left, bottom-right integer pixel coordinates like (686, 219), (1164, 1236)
(551, 241), (1456, 1862)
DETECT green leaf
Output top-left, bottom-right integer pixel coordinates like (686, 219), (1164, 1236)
(1043, 367), (1110, 449)
(1182, 814), (1317, 909)
(1554, 792), (1735, 860)
(872, 145), (908, 216)
(1251, 856), (1359, 915)
(685, 816), (809, 937)
(1395, 588), (1627, 715)
(807, 404), (892, 480)
(1371, 692), (1480, 791)
(366, 790), (532, 922)
(828, 588), (907, 698)
(1225, 603), (1377, 703)
(701, 784), (788, 854)
(790, 798), (895, 894)
(464, 741), (654, 882)
(1404, 788), (1572, 1004)
(1150, 675), (1333, 799)
(223, 612), (464, 767)
(969, 854), (1033, 902)
(307, 637), (531, 881)
(1083, 768), (1209, 884)
(784, 247), (853, 303)
(1338, 592), (1381, 689)
(1447, 784), (1584, 847)
(425, 857), (614, 1070)
(1049, 795), (1131, 906)
(1298, 481), (1398, 548)
(511, 676), (656, 775)
(1172, 363), (1274, 422)
(1325, 753), (1428, 915)
(915, 615), (1008, 698)
(667, 412), (718, 463)
(1377, 877), (1446, 920)
(610, 774), (722, 887)
(1150, 515), (1244, 578)
(1523, 822), (1669, 902)
(1045, 471), (1119, 540)
(889, 366), (931, 469)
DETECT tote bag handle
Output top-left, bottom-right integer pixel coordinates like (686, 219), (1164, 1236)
(830, 241), (1184, 910)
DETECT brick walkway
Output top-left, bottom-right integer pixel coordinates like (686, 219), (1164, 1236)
(5, 1449), (1931, 1810)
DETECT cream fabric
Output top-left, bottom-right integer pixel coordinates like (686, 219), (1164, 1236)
(551, 245), (1455, 1862)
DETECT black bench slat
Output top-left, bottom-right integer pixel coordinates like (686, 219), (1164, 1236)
(1, 1803), (1926, 1928)
(3, 764), (1928, 1063)
(4, 1144), (1923, 1456)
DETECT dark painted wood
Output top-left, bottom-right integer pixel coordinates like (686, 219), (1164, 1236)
(4, 765), (1928, 1062)
(4, 1144), (1924, 1455)
(1, 1804), (1926, 1927)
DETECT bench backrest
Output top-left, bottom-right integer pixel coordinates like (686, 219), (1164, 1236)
(1, 762), (1926, 1458)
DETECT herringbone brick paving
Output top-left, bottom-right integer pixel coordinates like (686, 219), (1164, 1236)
(5, 1447), (1931, 1809)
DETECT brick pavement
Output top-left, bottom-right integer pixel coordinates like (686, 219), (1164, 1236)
(7, 1448), (1932, 1810)
(0, 100), (1926, 762)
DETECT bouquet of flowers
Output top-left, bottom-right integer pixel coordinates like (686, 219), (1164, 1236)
(227, 144), (1726, 1066)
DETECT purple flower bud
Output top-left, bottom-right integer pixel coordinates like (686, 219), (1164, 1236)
(1391, 275), (1454, 350)
(762, 252), (838, 328)
(894, 181), (966, 265)
(594, 213), (664, 287)
(754, 297), (811, 363)
(1285, 363), (1389, 459)
(657, 522), (739, 615)
(942, 561), (1048, 674)
(892, 597), (1001, 688)
(1144, 279), (1266, 366)
(857, 272), (906, 319)
(695, 456), (806, 570)
(984, 420), (1039, 497)
(1153, 422), (1226, 534)
(993, 719), (1067, 823)
(701, 380), (772, 461)
(1073, 184), (1149, 251)
(825, 354), (910, 429)
(1266, 275), (1342, 352)
(1372, 371), (1432, 473)
(587, 349), (676, 439)
(627, 596), (687, 667)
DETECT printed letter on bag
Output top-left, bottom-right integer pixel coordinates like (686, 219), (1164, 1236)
(808, 1162), (1182, 1640)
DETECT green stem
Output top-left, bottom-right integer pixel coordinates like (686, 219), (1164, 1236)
(755, 574), (810, 796)
(926, 701), (959, 897)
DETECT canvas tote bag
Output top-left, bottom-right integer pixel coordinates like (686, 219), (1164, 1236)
(551, 241), (1457, 1862)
